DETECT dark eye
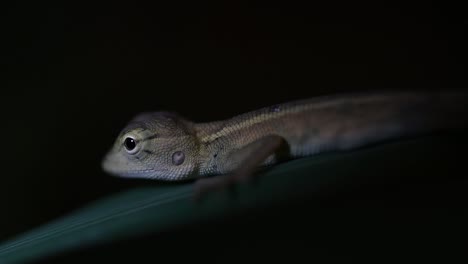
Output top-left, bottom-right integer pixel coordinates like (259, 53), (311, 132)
(124, 137), (137, 151)
(172, 151), (185, 165)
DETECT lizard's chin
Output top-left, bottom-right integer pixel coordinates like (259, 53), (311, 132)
(101, 157), (170, 180)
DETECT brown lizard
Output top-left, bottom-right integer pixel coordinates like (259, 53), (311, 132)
(101, 90), (468, 200)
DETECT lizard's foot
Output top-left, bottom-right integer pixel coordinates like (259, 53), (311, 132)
(193, 172), (254, 202)
(193, 135), (286, 202)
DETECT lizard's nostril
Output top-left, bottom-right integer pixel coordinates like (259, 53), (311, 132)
(101, 155), (112, 173)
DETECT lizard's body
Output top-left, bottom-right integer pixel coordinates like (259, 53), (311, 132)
(102, 90), (467, 194)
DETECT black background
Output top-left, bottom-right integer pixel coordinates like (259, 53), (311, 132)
(1, 0), (467, 259)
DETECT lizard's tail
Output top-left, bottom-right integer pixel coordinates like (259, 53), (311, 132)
(331, 89), (468, 151)
(408, 90), (468, 132)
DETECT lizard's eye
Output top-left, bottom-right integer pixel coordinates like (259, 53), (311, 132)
(124, 137), (139, 154)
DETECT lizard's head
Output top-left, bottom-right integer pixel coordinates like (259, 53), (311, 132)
(102, 112), (199, 181)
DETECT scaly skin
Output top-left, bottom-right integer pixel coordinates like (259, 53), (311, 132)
(102, 90), (467, 183)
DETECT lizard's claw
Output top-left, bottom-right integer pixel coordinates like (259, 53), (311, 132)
(192, 174), (244, 203)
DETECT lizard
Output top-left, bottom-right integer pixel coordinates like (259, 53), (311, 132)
(101, 90), (468, 200)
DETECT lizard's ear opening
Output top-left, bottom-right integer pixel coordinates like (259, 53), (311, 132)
(172, 151), (185, 165)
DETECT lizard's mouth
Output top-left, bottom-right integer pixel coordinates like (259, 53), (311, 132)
(101, 153), (169, 180)
(101, 152), (133, 178)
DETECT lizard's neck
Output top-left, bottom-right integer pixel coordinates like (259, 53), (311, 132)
(194, 121), (226, 140)
(193, 121), (228, 176)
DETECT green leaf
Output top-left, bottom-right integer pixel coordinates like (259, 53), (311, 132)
(0, 133), (465, 263)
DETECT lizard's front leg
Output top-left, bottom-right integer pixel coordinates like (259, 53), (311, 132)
(193, 135), (288, 201)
